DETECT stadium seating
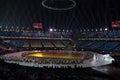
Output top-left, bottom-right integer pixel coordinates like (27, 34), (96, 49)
(98, 41), (120, 51)
(52, 40), (65, 48)
(76, 40), (120, 52)
(113, 45), (120, 52)
(30, 41), (42, 48)
(23, 41), (30, 48)
(1, 30), (120, 52)
(87, 41), (106, 50)
(0, 31), (22, 37)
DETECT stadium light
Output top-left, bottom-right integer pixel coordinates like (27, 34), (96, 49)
(66, 30), (69, 32)
(84, 29), (86, 32)
(96, 29), (98, 31)
(59, 29), (61, 32)
(91, 29), (93, 31)
(49, 28), (53, 32)
(87, 29), (89, 31)
(54, 29), (56, 31)
(105, 28), (108, 31)
(100, 28), (102, 31)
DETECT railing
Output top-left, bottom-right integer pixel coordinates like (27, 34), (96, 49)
(79, 38), (120, 41)
(0, 36), (71, 40)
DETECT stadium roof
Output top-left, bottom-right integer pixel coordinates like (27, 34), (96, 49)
(0, 0), (120, 31)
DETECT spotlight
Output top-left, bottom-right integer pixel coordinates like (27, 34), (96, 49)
(49, 28), (53, 32)
(105, 28), (108, 31)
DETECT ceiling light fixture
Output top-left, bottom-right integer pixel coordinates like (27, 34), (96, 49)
(42, 0), (76, 10)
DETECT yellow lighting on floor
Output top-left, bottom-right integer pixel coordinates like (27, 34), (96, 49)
(28, 53), (43, 57)
(27, 52), (84, 60)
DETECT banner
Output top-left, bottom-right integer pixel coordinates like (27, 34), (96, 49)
(112, 21), (120, 27)
(33, 23), (43, 29)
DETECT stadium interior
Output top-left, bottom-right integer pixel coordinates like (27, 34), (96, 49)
(0, 0), (120, 80)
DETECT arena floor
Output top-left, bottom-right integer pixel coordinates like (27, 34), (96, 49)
(27, 52), (84, 59)
(0, 50), (114, 68)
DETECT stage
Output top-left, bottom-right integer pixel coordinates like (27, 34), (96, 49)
(0, 50), (114, 68)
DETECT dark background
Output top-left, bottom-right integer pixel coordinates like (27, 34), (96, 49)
(0, 0), (120, 31)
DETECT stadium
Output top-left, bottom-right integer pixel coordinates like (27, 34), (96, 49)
(0, 0), (120, 80)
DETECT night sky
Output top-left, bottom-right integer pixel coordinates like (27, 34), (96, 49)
(0, 0), (120, 31)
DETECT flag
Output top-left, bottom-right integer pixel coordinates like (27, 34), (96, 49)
(33, 23), (43, 29)
(112, 21), (120, 27)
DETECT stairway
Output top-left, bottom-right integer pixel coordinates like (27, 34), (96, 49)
(65, 41), (75, 50)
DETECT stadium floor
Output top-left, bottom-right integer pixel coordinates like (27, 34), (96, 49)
(0, 50), (114, 68)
